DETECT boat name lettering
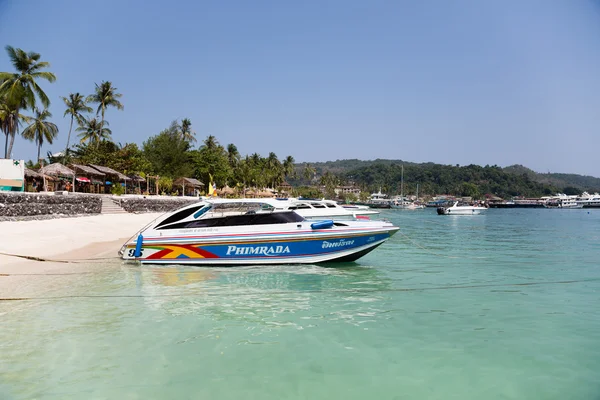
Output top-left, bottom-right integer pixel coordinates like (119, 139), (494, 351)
(226, 245), (291, 256)
(322, 239), (355, 249)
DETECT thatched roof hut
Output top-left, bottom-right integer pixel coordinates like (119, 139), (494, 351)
(128, 174), (146, 182)
(258, 189), (275, 198)
(88, 164), (128, 181)
(70, 163), (105, 177)
(24, 168), (55, 181)
(173, 177), (204, 187)
(39, 163), (75, 177)
(217, 185), (235, 195)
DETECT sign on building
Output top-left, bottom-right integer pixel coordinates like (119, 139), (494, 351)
(0, 159), (25, 192)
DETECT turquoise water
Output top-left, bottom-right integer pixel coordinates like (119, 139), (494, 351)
(1, 209), (599, 399)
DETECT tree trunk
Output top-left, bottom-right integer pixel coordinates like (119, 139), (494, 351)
(4, 132), (8, 158)
(37, 143), (41, 168)
(6, 106), (19, 159)
(64, 116), (74, 161)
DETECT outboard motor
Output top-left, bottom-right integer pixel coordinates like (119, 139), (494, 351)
(436, 207), (446, 215)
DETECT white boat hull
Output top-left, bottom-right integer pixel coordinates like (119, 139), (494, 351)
(119, 200), (399, 266)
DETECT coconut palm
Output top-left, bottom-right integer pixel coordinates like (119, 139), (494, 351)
(86, 81), (123, 128)
(0, 46), (56, 158)
(283, 155), (295, 180)
(226, 143), (240, 168)
(62, 92), (92, 158)
(180, 118), (196, 143)
(303, 163), (316, 182)
(21, 108), (58, 164)
(76, 117), (112, 146)
(0, 99), (28, 158)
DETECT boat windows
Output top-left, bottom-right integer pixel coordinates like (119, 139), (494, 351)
(290, 203), (312, 210)
(158, 211), (304, 230)
(325, 204), (337, 208)
(155, 205), (206, 228)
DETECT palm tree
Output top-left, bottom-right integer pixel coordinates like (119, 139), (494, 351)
(76, 117), (111, 147)
(86, 81), (123, 128)
(0, 46), (56, 158)
(179, 118), (196, 143)
(0, 99), (28, 158)
(226, 143), (240, 169)
(21, 108), (58, 164)
(282, 155), (295, 180)
(201, 135), (218, 151)
(303, 163), (316, 182)
(62, 93), (92, 158)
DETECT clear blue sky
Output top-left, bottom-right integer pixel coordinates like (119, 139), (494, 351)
(1, 0), (599, 176)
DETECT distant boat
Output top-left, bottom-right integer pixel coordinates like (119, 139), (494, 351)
(437, 201), (487, 215)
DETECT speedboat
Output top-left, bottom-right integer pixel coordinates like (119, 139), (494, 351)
(437, 201), (487, 215)
(119, 198), (399, 265)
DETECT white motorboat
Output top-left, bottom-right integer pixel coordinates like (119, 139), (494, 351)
(436, 201), (487, 215)
(120, 198), (399, 265)
(282, 198), (379, 220)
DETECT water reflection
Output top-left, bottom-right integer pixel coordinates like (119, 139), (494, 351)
(122, 264), (394, 331)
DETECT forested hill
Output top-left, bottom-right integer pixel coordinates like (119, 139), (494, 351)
(291, 159), (600, 199)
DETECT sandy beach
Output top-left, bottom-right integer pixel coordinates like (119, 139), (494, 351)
(0, 212), (163, 290)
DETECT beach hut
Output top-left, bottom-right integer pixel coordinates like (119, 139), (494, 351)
(127, 174), (147, 194)
(39, 163), (75, 192)
(216, 185), (235, 198)
(258, 189), (275, 198)
(69, 163), (105, 193)
(88, 164), (131, 193)
(24, 168), (54, 192)
(173, 177), (204, 196)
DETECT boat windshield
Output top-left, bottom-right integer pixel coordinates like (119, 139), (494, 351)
(158, 210), (304, 230)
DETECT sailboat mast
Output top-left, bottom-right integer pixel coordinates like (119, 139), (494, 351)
(401, 165), (404, 200)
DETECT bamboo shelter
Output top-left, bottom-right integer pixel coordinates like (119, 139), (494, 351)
(173, 177), (204, 196)
(24, 168), (54, 192)
(216, 185), (235, 198)
(69, 163), (105, 193)
(39, 163), (75, 192)
(88, 164), (128, 193)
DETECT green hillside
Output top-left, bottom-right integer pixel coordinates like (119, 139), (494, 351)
(291, 160), (600, 199)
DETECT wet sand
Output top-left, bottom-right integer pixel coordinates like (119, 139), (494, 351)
(0, 213), (163, 295)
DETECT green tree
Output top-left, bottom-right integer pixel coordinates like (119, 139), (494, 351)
(21, 108), (58, 164)
(77, 117), (111, 146)
(192, 135), (231, 187)
(0, 100), (28, 158)
(143, 127), (193, 178)
(282, 155), (295, 181)
(0, 46), (56, 158)
(62, 92), (92, 158)
(87, 81), (123, 129)
(303, 163), (316, 183)
(179, 118), (196, 143)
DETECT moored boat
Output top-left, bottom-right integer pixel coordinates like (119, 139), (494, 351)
(119, 198), (399, 265)
(437, 201), (487, 215)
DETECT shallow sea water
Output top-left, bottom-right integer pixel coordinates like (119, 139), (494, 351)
(1, 208), (599, 399)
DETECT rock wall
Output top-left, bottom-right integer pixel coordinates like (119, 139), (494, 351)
(118, 197), (198, 213)
(0, 192), (102, 218)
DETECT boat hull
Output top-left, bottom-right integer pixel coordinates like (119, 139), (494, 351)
(121, 229), (398, 265)
(437, 207), (485, 215)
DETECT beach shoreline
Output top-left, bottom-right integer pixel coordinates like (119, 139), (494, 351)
(0, 212), (163, 295)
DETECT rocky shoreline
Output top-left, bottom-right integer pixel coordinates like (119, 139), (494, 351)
(0, 192), (102, 219)
(0, 192), (200, 221)
(118, 197), (198, 213)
